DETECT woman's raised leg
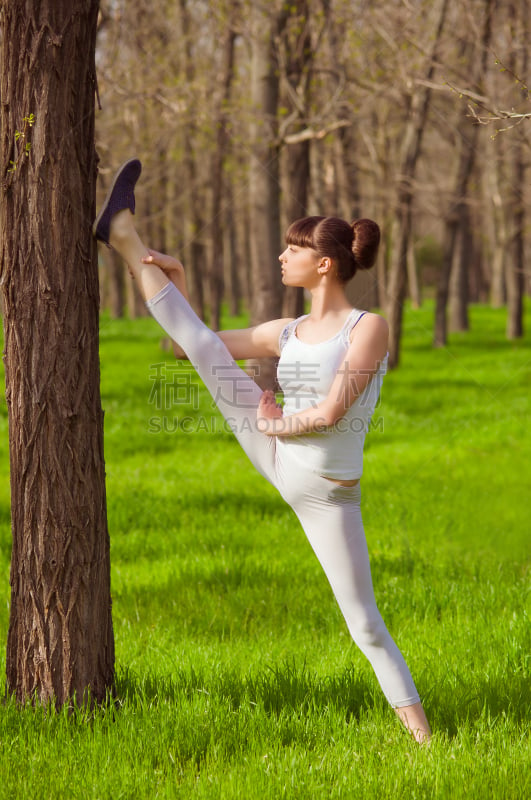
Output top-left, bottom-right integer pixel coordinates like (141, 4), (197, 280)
(108, 209), (169, 302)
(102, 207), (278, 484)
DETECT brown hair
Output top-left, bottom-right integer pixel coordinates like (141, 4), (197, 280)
(285, 215), (380, 283)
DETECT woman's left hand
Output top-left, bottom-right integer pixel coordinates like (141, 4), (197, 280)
(257, 390), (283, 432)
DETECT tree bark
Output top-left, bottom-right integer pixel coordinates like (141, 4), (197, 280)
(0, 0), (114, 706)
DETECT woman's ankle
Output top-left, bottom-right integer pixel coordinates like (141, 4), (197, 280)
(108, 208), (136, 249)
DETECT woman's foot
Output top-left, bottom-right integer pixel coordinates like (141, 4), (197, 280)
(94, 161), (169, 302)
(395, 702), (432, 744)
(93, 158), (142, 246)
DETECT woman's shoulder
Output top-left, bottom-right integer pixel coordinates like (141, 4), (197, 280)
(250, 317), (296, 350)
(347, 310), (389, 346)
(364, 310), (388, 329)
(277, 316), (301, 353)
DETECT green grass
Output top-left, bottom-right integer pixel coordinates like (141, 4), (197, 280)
(0, 299), (529, 798)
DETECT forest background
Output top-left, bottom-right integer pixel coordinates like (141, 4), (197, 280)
(95, 0), (529, 369)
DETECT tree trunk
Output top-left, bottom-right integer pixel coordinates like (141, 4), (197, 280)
(505, 0), (527, 340)
(146, 141), (168, 259)
(180, 0), (205, 320)
(282, 138), (309, 319)
(346, 267), (379, 312)
(449, 205), (471, 332)
(280, 0), (312, 320)
(433, 0), (492, 348)
(406, 236), (421, 310)
(224, 180), (242, 317)
(387, 199), (412, 366)
(506, 137), (525, 339)
(248, 5), (285, 388)
(343, 121), (379, 312)
(240, 201), (253, 310)
(210, 16), (237, 332)
(487, 137), (507, 307)
(386, 0), (449, 368)
(0, 0), (114, 706)
(95, 171), (126, 318)
(126, 273), (148, 319)
(434, 197), (466, 346)
(102, 247), (127, 319)
(334, 125), (362, 223)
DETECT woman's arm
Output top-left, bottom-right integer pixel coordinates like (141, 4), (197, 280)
(142, 250), (294, 361)
(257, 313), (389, 436)
(217, 319), (294, 360)
(173, 319), (293, 361)
(143, 249), (189, 300)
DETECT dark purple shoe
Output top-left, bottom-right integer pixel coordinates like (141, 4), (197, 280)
(93, 158), (142, 246)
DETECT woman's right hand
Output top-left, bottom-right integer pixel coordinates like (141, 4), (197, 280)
(141, 249), (190, 360)
(142, 249), (184, 277)
(142, 249), (190, 302)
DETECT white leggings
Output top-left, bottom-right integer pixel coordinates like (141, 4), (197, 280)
(146, 282), (420, 708)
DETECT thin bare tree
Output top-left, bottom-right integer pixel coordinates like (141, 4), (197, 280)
(247, 2), (287, 387)
(505, 0), (528, 339)
(386, 0), (449, 368)
(434, 0), (493, 347)
(210, 2), (238, 331)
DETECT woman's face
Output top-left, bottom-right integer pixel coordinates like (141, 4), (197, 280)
(278, 244), (322, 288)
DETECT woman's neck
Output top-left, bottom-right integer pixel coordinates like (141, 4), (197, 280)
(307, 283), (351, 321)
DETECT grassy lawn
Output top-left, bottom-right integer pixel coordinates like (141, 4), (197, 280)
(0, 299), (529, 798)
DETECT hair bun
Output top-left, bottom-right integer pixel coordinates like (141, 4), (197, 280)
(351, 218), (380, 270)
(285, 214), (380, 283)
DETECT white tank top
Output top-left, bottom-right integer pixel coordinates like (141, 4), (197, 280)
(276, 309), (388, 479)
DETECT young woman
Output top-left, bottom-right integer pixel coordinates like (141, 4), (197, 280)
(94, 159), (431, 743)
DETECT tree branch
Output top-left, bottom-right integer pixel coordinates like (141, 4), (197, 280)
(283, 119), (350, 145)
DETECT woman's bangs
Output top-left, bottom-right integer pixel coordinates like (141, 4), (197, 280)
(285, 216), (324, 249)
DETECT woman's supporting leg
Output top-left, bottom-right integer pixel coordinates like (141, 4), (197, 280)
(288, 478), (431, 743)
(394, 702), (431, 744)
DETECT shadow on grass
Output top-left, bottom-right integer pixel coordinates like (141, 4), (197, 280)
(114, 662), (377, 721)
(110, 485), (286, 537)
(428, 673), (531, 737)
(113, 662), (530, 736)
(403, 337), (531, 355)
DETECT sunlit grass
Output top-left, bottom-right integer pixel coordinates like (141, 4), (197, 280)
(0, 298), (529, 798)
